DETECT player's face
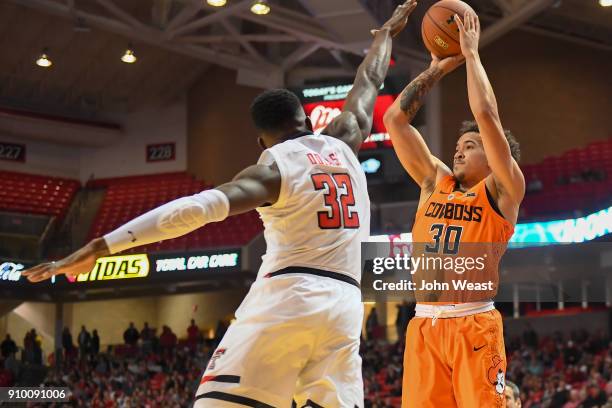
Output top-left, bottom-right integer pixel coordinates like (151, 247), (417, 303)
(453, 132), (489, 183)
(504, 387), (519, 408)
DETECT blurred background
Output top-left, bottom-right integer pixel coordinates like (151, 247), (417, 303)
(0, 0), (610, 406)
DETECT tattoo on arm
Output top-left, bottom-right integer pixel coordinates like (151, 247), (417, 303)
(399, 66), (444, 122)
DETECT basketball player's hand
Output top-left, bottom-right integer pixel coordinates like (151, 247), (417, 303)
(455, 11), (480, 58)
(371, 0), (418, 37)
(22, 238), (110, 282)
(429, 52), (465, 76)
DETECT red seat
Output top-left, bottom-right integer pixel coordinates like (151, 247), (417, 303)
(88, 173), (263, 251)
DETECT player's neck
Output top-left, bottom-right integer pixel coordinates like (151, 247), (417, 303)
(454, 179), (479, 192)
(280, 129), (312, 141)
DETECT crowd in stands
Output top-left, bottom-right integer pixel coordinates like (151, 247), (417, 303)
(526, 167), (608, 195)
(506, 327), (612, 408)
(1, 316), (612, 407)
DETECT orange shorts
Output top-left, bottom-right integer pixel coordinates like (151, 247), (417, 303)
(402, 309), (506, 408)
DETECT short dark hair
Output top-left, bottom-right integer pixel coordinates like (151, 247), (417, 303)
(506, 380), (520, 400)
(250, 89), (303, 132)
(459, 120), (521, 162)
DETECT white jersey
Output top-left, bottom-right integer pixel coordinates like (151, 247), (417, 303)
(256, 134), (370, 283)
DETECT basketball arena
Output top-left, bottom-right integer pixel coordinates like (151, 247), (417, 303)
(0, 0), (610, 406)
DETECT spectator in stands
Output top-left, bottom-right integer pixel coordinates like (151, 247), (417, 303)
(91, 329), (100, 356)
(395, 301), (413, 340)
(569, 172), (584, 184)
(557, 174), (569, 185)
(564, 340), (581, 365)
(366, 308), (379, 341)
(3, 348), (20, 382)
(582, 383), (607, 408)
(141, 322), (153, 353)
(141, 321), (153, 340)
(123, 322), (140, 346)
(22, 331), (33, 363)
(581, 167), (607, 182)
(526, 174), (543, 194)
(214, 320), (228, 347)
(187, 319), (200, 348)
(563, 388), (583, 408)
(550, 379), (570, 407)
(505, 380), (521, 408)
(62, 327), (74, 362)
(77, 325), (91, 360)
(523, 323), (538, 348)
(1, 334), (17, 358)
(30, 329), (42, 365)
(159, 326), (177, 353)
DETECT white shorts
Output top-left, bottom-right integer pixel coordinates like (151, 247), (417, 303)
(194, 272), (364, 408)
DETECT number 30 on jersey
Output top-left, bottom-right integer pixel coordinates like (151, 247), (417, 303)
(311, 173), (360, 229)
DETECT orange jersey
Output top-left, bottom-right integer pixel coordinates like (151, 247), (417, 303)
(411, 175), (514, 303)
(413, 175), (513, 243)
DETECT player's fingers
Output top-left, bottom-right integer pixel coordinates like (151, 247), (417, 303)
(455, 14), (465, 33)
(464, 11), (472, 31)
(398, 1), (414, 17)
(475, 14), (480, 33)
(26, 266), (53, 282)
(405, 4), (417, 17)
(21, 264), (47, 276)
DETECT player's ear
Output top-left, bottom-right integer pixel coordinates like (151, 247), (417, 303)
(257, 137), (267, 150)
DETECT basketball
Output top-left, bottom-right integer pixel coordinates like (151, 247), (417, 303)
(422, 0), (476, 58)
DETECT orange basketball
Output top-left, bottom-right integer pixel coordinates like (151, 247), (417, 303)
(421, 0), (475, 58)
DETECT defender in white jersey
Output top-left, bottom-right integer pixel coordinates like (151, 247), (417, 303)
(22, 2), (418, 406)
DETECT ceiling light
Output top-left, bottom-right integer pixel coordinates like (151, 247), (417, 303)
(36, 49), (52, 68)
(599, 0), (612, 6)
(251, 0), (270, 15)
(121, 46), (137, 64)
(207, 0), (227, 6)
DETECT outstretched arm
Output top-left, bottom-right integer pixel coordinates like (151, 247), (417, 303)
(323, 0), (417, 154)
(24, 164), (281, 282)
(456, 12), (524, 202)
(383, 55), (464, 188)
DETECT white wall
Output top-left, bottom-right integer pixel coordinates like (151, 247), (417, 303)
(80, 100), (187, 181)
(0, 134), (80, 179)
(0, 99), (187, 182)
(1, 290), (247, 350)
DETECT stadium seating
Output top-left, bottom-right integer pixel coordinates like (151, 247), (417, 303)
(521, 138), (612, 219)
(0, 171), (79, 218)
(88, 172), (263, 252)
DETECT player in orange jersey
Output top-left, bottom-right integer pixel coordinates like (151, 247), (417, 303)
(383, 11), (525, 408)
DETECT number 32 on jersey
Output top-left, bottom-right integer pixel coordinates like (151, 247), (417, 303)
(311, 173), (360, 229)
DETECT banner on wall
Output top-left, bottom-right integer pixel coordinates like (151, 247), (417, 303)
(0, 248), (242, 289)
(69, 249), (241, 284)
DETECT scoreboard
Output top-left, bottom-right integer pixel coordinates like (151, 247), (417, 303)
(294, 78), (423, 185)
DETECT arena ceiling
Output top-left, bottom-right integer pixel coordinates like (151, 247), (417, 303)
(0, 0), (609, 118)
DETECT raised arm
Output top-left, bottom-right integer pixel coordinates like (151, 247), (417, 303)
(383, 55), (463, 189)
(456, 12), (524, 202)
(24, 164), (281, 282)
(323, 0), (417, 154)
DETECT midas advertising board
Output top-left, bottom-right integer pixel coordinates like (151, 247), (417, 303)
(76, 254), (149, 282)
(72, 250), (241, 284)
(0, 249), (241, 289)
